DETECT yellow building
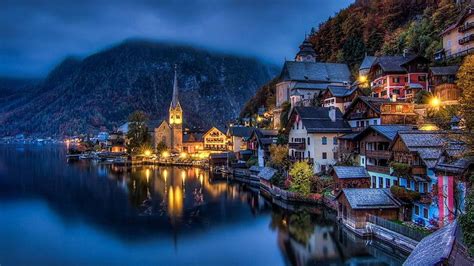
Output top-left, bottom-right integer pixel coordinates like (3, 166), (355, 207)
(155, 66), (183, 153)
(436, 7), (474, 60)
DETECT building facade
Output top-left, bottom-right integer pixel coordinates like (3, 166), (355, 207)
(436, 7), (474, 60)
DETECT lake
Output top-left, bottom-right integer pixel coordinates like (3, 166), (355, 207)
(0, 144), (407, 265)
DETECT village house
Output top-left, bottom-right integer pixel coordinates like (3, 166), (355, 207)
(203, 127), (227, 152)
(358, 55), (377, 79)
(226, 126), (254, 153)
(320, 86), (360, 113)
(335, 188), (402, 230)
(435, 7), (474, 61)
(367, 54), (430, 101)
(248, 129), (278, 167)
(343, 96), (418, 131)
(287, 106), (352, 174)
(182, 132), (204, 154)
(430, 65), (462, 105)
(331, 166), (370, 192)
(354, 125), (415, 189)
(273, 38), (352, 129)
(390, 131), (469, 227)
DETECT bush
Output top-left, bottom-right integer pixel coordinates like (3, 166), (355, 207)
(246, 156), (258, 168)
(460, 188), (474, 256)
(390, 185), (421, 202)
(390, 162), (411, 177)
(289, 162), (313, 196)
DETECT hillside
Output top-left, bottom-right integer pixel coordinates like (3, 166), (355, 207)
(241, 0), (466, 118)
(0, 40), (277, 136)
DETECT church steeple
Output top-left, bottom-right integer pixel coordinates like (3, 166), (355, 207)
(295, 35), (317, 62)
(170, 64), (180, 109)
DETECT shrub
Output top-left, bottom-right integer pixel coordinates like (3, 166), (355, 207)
(246, 156), (258, 168)
(289, 162), (313, 196)
(390, 185), (421, 202)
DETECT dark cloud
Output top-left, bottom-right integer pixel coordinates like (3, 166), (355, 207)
(0, 0), (351, 77)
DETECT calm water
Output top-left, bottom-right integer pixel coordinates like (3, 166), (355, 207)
(0, 144), (407, 265)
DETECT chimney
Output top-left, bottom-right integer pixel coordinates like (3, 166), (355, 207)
(329, 107), (336, 122)
(403, 48), (408, 57)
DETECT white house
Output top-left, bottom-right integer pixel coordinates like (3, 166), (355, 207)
(287, 106), (352, 174)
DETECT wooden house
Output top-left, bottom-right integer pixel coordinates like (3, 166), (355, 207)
(331, 166), (370, 192)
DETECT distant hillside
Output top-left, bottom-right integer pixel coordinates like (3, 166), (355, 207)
(0, 40), (277, 136)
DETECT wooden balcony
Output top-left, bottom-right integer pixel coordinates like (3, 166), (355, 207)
(411, 165), (426, 176)
(459, 34), (474, 45)
(459, 22), (474, 33)
(365, 150), (391, 159)
(366, 165), (390, 174)
(289, 142), (305, 150)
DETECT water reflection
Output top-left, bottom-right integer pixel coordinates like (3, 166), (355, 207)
(0, 145), (406, 265)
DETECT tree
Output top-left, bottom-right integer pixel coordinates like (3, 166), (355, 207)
(460, 177), (474, 256)
(156, 140), (167, 154)
(414, 90), (432, 104)
(289, 162), (313, 196)
(279, 101), (292, 131)
(458, 55), (474, 136)
(269, 144), (290, 170)
(126, 111), (150, 154)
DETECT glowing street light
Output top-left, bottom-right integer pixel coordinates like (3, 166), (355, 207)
(144, 150), (152, 156)
(358, 75), (367, 83)
(161, 151), (170, 158)
(430, 97), (441, 108)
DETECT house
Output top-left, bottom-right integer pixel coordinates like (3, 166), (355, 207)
(248, 129), (278, 167)
(343, 96), (417, 131)
(182, 132), (204, 154)
(226, 126), (254, 152)
(287, 106), (352, 173)
(368, 54), (430, 101)
(354, 125), (415, 188)
(435, 7), (474, 60)
(320, 86), (360, 113)
(203, 127), (227, 152)
(430, 65), (462, 105)
(335, 188), (401, 229)
(390, 131), (469, 226)
(358, 55), (377, 78)
(273, 38), (351, 129)
(331, 166), (370, 192)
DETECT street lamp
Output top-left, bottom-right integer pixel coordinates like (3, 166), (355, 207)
(430, 97), (441, 108)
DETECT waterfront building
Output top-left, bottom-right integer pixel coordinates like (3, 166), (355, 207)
(331, 166), (370, 192)
(368, 54), (430, 101)
(226, 126), (254, 152)
(320, 86), (360, 113)
(343, 96), (417, 131)
(430, 65), (462, 105)
(203, 127), (227, 152)
(435, 7), (474, 61)
(248, 129), (278, 167)
(182, 132), (204, 154)
(390, 131), (469, 227)
(273, 38), (351, 129)
(335, 188), (402, 230)
(287, 106), (352, 174)
(155, 66), (183, 153)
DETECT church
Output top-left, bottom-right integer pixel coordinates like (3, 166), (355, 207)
(154, 66), (183, 153)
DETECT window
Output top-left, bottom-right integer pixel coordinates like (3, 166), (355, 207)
(372, 176), (376, 188)
(356, 121), (360, 127)
(419, 75), (426, 82)
(394, 179), (399, 186)
(322, 137), (327, 145)
(333, 137), (338, 145)
(361, 158), (365, 165)
(393, 77), (400, 83)
(396, 105), (403, 112)
(415, 205), (420, 215)
(385, 178), (390, 188)
(296, 121), (299, 130)
(307, 137), (310, 145)
(322, 152), (327, 159)
(424, 183), (429, 193)
(423, 208), (429, 219)
(379, 177), (383, 188)
(373, 120), (378, 125)
(321, 165), (326, 173)
(405, 77), (408, 82)
(307, 151), (311, 158)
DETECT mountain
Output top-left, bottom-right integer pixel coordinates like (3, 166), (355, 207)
(0, 40), (277, 137)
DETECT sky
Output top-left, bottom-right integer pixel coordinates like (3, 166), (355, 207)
(1, 0), (352, 77)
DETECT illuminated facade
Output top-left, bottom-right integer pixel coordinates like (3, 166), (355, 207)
(155, 66), (183, 153)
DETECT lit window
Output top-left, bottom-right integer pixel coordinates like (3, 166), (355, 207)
(322, 152), (327, 159)
(333, 137), (337, 145)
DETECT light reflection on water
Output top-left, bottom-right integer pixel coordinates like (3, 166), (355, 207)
(0, 144), (407, 265)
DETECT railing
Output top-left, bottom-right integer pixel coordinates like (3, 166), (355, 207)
(366, 165), (390, 174)
(288, 142), (305, 150)
(459, 22), (474, 32)
(366, 150), (391, 159)
(459, 34), (474, 45)
(289, 156), (314, 165)
(367, 215), (428, 241)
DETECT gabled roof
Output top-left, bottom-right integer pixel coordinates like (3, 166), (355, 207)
(183, 132), (203, 142)
(324, 85), (355, 98)
(440, 7), (474, 36)
(250, 128), (278, 148)
(403, 221), (458, 266)
(332, 166), (370, 179)
(370, 54), (428, 73)
(227, 126), (254, 139)
(279, 61), (351, 83)
(290, 106), (352, 133)
(430, 65), (460, 76)
(258, 167), (277, 181)
(359, 55), (377, 70)
(355, 125), (416, 141)
(343, 96), (391, 119)
(203, 126), (226, 137)
(335, 188), (401, 209)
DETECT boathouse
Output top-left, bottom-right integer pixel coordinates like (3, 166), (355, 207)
(331, 166), (370, 192)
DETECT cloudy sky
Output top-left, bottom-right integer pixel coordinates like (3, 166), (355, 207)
(1, 0), (352, 77)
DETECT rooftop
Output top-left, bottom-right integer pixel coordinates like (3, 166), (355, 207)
(279, 61), (351, 83)
(430, 65), (460, 76)
(227, 126), (254, 139)
(332, 166), (370, 179)
(336, 188), (401, 209)
(292, 106), (352, 133)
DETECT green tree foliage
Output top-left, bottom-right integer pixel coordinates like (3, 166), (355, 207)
(155, 140), (167, 154)
(427, 105), (460, 130)
(240, 78), (278, 118)
(126, 111), (150, 154)
(279, 101), (292, 131)
(460, 181), (474, 256)
(289, 162), (313, 196)
(269, 144), (290, 169)
(390, 185), (421, 202)
(458, 55), (474, 135)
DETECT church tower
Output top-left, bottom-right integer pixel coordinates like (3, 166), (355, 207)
(169, 65), (183, 152)
(295, 36), (317, 62)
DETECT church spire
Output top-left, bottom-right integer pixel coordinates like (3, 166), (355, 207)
(170, 64), (180, 108)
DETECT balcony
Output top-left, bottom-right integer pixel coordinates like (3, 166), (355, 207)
(289, 142), (305, 150)
(365, 150), (391, 159)
(366, 165), (390, 174)
(459, 22), (474, 33)
(459, 34), (474, 45)
(289, 156), (313, 165)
